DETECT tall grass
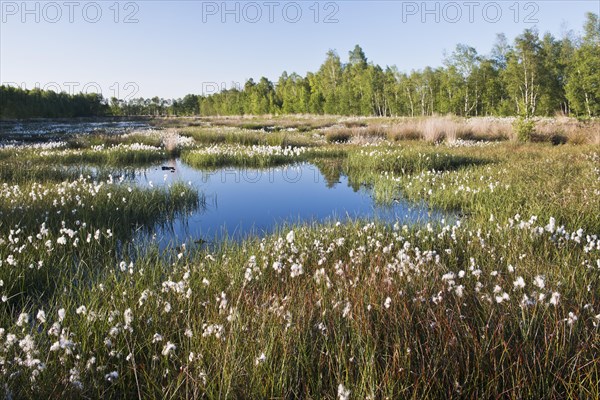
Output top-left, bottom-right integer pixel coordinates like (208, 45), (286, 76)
(6, 145), (169, 167)
(318, 116), (600, 145)
(0, 178), (200, 238)
(181, 126), (319, 147)
(181, 145), (344, 169)
(345, 144), (490, 175)
(1, 217), (598, 398)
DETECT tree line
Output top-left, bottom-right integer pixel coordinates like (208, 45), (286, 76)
(1, 12), (598, 119)
(0, 88), (109, 119)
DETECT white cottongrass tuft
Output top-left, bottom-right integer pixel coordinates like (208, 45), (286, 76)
(162, 342), (176, 356)
(550, 292), (561, 306)
(36, 310), (46, 323)
(338, 383), (351, 400)
(384, 297), (392, 309)
(286, 230), (295, 244)
(534, 275), (545, 289)
(255, 352), (266, 365)
(513, 277), (525, 289)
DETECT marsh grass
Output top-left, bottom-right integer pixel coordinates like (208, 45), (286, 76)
(0, 179), (200, 300)
(181, 126), (319, 148)
(181, 145), (344, 169)
(394, 144), (600, 231)
(69, 133), (164, 149)
(345, 144), (490, 175)
(1, 118), (600, 399)
(24, 146), (168, 167)
(325, 129), (352, 143)
(0, 178), (200, 237)
(204, 115), (337, 131)
(0, 161), (87, 183)
(156, 115), (600, 145)
(316, 116), (600, 145)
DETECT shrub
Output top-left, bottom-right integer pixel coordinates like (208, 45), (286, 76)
(513, 117), (535, 142)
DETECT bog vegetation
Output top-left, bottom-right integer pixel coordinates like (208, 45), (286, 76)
(0, 115), (599, 398)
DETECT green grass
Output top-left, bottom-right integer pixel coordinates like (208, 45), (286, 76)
(0, 146), (169, 168)
(392, 144), (600, 231)
(345, 143), (491, 174)
(0, 178), (200, 301)
(180, 126), (320, 147)
(68, 132), (164, 149)
(181, 144), (344, 169)
(39, 146), (169, 166)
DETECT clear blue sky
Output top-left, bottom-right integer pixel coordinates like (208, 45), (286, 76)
(1, 1), (598, 99)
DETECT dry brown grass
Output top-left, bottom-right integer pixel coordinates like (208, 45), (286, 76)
(383, 116), (472, 143)
(325, 128), (352, 143)
(326, 117), (479, 143)
(161, 128), (180, 153)
(384, 117), (598, 145)
(466, 118), (514, 141)
(158, 115), (599, 145)
(385, 123), (421, 141)
(419, 116), (468, 142)
(533, 118), (600, 145)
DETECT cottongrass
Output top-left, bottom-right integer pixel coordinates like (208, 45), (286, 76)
(181, 144), (315, 168)
(0, 141), (68, 150)
(7, 143), (170, 166)
(442, 138), (497, 148)
(0, 215), (598, 398)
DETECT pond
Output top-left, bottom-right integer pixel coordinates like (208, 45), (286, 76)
(132, 160), (453, 247)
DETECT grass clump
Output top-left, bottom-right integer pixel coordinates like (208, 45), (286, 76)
(0, 178), (200, 238)
(181, 126), (319, 147)
(34, 145), (168, 166)
(181, 144), (324, 168)
(345, 144), (489, 175)
(325, 129), (352, 143)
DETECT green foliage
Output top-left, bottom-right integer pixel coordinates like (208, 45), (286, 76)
(565, 14), (600, 117)
(513, 117), (536, 142)
(0, 86), (109, 119)
(2, 14), (599, 120)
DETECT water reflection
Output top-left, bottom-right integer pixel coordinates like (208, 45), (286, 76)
(130, 159), (452, 247)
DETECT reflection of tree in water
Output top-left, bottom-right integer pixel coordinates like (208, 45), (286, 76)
(312, 158), (343, 188)
(106, 168), (137, 182)
(346, 175), (362, 193)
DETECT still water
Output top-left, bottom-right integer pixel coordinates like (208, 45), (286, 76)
(132, 160), (451, 246)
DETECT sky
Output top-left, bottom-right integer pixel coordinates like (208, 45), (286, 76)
(1, 0), (598, 99)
